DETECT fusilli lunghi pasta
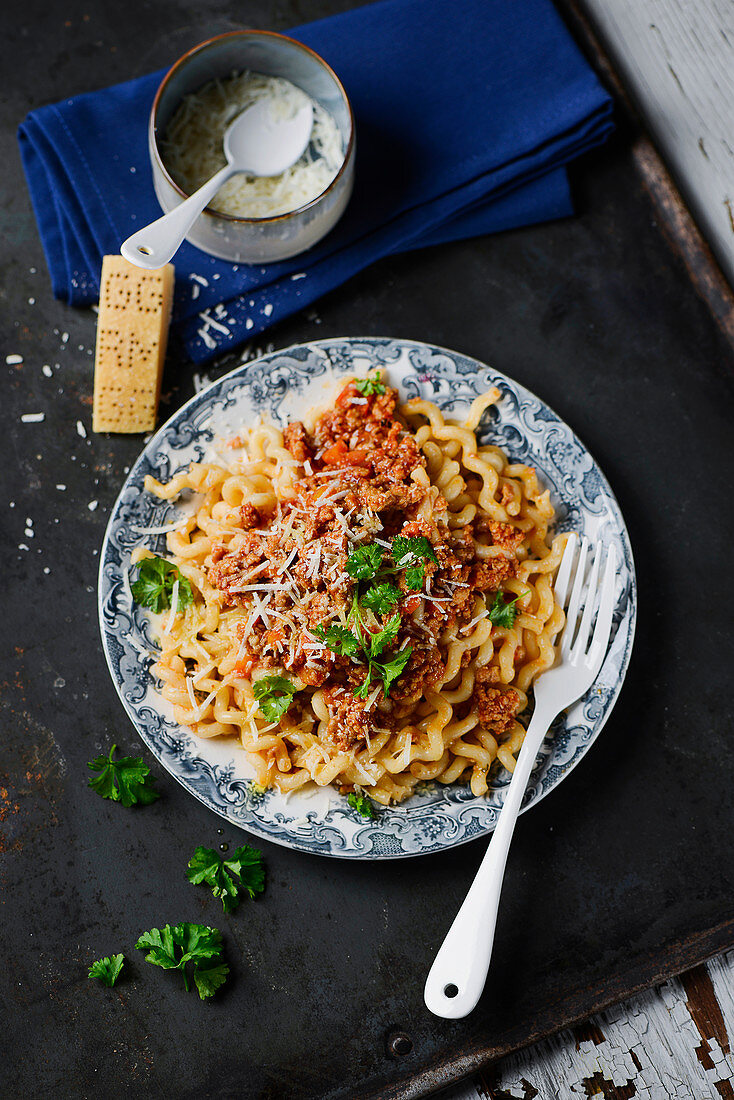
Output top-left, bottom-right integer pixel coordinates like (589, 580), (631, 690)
(135, 374), (567, 806)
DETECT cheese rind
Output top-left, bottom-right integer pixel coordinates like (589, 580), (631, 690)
(92, 256), (175, 433)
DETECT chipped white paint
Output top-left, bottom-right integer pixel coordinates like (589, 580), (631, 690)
(583, 0), (734, 288)
(443, 953), (734, 1099)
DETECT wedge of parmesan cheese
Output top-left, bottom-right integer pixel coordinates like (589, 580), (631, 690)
(92, 256), (175, 433)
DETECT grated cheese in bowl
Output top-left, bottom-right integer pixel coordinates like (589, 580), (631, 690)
(160, 71), (345, 219)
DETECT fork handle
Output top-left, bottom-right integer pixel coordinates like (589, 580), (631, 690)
(423, 703), (552, 1018)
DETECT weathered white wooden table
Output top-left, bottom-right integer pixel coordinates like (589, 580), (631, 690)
(445, 953), (734, 1098)
(442, 3), (734, 1096)
(581, 0), (734, 292)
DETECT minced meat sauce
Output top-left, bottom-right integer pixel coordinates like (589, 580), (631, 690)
(207, 380), (523, 749)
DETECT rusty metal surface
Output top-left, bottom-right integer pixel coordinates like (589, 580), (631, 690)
(2, 2), (734, 1098)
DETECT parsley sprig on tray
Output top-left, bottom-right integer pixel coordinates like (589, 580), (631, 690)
(88, 954), (125, 987)
(84, 841), (268, 999)
(187, 845), (265, 913)
(87, 744), (160, 807)
(136, 923), (229, 1001)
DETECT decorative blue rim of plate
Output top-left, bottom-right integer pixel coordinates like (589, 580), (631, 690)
(98, 337), (636, 859)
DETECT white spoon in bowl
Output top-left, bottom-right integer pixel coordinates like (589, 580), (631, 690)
(121, 99), (313, 269)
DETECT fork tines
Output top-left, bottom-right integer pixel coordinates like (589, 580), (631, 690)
(555, 535), (617, 673)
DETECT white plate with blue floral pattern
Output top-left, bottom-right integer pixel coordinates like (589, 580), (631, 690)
(99, 338), (636, 859)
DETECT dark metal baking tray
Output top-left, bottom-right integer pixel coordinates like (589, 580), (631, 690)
(2, 2), (733, 1097)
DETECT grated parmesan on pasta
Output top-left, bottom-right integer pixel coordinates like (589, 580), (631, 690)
(160, 71), (345, 218)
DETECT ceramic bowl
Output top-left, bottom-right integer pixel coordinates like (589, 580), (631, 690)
(149, 30), (355, 264)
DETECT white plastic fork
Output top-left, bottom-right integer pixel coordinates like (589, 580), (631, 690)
(424, 535), (617, 1019)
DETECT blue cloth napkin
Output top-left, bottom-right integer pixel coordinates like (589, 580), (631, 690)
(18, 0), (613, 364)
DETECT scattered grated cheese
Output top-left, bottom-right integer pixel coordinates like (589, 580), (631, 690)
(198, 308), (230, 336)
(163, 579), (180, 635)
(132, 518), (189, 535)
(464, 609), (489, 631)
(278, 547), (298, 574)
(198, 327), (217, 350)
(193, 371), (212, 393)
(365, 686), (382, 711)
(242, 561), (271, 581)
(21, 412), (44, 423)
(190, 683), (222, 718)
(186, 675), (198, 712)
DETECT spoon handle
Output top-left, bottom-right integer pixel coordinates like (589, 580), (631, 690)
(423, 703), (550, 1019)
(121, 163), (235, 269)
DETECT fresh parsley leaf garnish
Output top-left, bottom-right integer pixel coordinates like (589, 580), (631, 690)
(187, 845), (265, 913)
(87, 744), (160, 807)
(392, 535), (438, 568)
(348, 791), (376, 818)
(392, 536), (437, 590)
(345, 543), (384, 580)
(135, 923), (228, 1000)
(314, 623), (362, 657)
(354, 374), (386, 396)
(319, 610), (411, 698)
(405, 563), (425, 591)
(320, 545), (417, 698)
(252, 675), (296, 722)
(193, 961), (230, 1000)
(360, 582), (402, 616)
(367, 613), (401, 659)
(353, 671), (373, 699)
(487, 590), (524, 629)
(130, 556), (194, 614)
(376, 646), (412, 693)
(88, 954), (125, 987)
